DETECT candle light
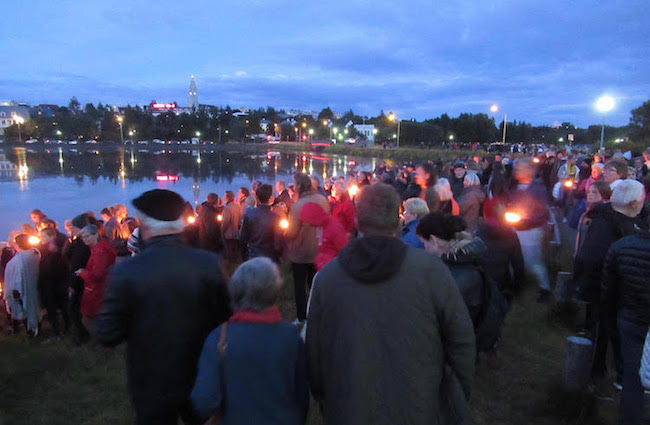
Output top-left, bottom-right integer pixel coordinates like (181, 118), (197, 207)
(217, 214), (223, 222)
(504, 212), (521, 224)
(563, 180), (574, 189)
(187, 216), (196, 225)
(280, 219), (289, 230)
(28, 236), (41, 246)
(348, 184), (359, 198)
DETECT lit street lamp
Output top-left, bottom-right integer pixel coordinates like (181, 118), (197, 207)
(14, 114), (25, 143)
(387, 112), (401, 148)
(490, 104), (507, 143)
(116, 115), (124, 144)
(595, 95), (615, 151)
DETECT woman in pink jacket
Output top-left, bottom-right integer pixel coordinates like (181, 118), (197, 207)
(299, 202), (349, 271)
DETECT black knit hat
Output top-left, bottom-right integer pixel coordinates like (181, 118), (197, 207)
(132, 189), (186, 221)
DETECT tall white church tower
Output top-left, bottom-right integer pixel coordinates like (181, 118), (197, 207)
(188, 75), (198, 109)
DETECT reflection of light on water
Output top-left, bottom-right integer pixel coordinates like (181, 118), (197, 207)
(309, 159), (313, 175)
(344, 155), (348, 175)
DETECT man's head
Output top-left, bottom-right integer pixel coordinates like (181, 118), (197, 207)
(310, 175), (322, 191)
(207, 193), (218, 204)
(610, 179), (646, 218)
(15, 234), (32, 251)
(255, 184), (274, 205)
(591, 163), (605, 180)
(567, 154), (577, 165)
(132, 189), (186, 240)
(224, 190), (235, 203)
(293, 172), (313, 196)
(238, 187), (250, 200)
(275, 180), (286, 194)
(355, 183), (401, 237)
(453, 161), (467, 179)
(40, 228), (57, 245)
(513, 157), (536, 185)
(603, 159), (628, 184)
(415, 163), (437, 188)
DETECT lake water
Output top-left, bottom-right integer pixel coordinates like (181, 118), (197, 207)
(0, 145), (377, 241)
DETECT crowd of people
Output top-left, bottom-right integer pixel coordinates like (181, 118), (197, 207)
(1, 146), (650, 424)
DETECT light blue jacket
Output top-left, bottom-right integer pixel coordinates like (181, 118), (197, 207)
(641, 330), (650, 389)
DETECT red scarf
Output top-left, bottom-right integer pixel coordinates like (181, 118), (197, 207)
(229, 305), (282, 324)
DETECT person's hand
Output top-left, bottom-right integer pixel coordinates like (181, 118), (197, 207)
(12, 290), (21, 300)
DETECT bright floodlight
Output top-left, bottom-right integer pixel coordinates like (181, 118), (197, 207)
(387, 112), (396, 122)
(596, 95), (615, 113)
(490, 104), (499, 113)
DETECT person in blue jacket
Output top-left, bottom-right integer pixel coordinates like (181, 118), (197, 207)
(191, 257), (309, 425)
(401, 197), (429, 249)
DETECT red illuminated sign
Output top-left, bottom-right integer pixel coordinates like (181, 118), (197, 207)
(156, 174), (179, 182)
(150, 102), (177, 109)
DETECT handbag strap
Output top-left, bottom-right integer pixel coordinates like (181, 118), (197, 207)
(218, 322), (228, 359)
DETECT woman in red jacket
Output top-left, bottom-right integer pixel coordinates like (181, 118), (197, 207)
(299, 202), (349, 271)
(75, 224), (116, 334)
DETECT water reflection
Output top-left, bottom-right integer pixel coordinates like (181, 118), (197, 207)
(0, 146), (373, 241)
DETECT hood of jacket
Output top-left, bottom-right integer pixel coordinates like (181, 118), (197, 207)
(299, 202), (330, 227)
(442, 234), (487, 266)
(338, 236), (408, 283)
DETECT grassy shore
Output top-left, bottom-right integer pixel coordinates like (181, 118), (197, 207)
(0, 215), (621, 425)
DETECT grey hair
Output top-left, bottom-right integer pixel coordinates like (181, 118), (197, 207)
(134, 209), (185, 237)
(611, 179), (645, 208)
(81, 224), (98, 236)
(464, 172), (480, 187)
(404, 197), (429, 219)
(229, 257), (281, 312)
(434, 178), (453, 202)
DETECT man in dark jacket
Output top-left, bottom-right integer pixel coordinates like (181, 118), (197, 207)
(240, 184), (283, 262)
(38, 228), (69, 337)
(97, 190), (231, 425)
(197, 193), (223, 253)
(602, 230), (650, 425)
(306, 182), (476, 425)
(273, 179), (293, 211)
(508, 157), (551, 302)
(64, 214), (92, 344)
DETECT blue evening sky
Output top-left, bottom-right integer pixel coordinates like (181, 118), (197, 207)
(2, 0), (648, 126)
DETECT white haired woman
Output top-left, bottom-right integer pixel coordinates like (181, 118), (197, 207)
(574, 179), (648, 388)
(191, 257), (309, 425)
(401, 198), (429, 249)
(458, 172), (486, 230)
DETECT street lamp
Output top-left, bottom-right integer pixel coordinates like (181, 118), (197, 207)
(387, 112), (401, 148)
(595, 95), (615, 151)
(490, 104), (507, 144)
(449, 134), (455, 141)
(14, 114), (24, 143)
(116, 115), (124, 144)
(195, 131), (201, 137)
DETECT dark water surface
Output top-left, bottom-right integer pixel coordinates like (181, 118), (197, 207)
(0, 146), (376, 241)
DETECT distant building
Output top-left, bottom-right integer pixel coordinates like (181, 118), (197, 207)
(188, 75), (198, 109)
(0, 102), (30, 134)
(353, 124), (376, 145)
(31, 104), (59, 117)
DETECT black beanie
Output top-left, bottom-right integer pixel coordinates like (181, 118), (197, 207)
(71, 214), (89, 229)
(132, 189), (186, 221)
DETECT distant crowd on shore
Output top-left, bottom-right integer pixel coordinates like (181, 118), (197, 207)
(2, 146), (650, 425)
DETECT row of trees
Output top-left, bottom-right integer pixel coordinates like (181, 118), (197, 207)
(3, 97), (650, 149)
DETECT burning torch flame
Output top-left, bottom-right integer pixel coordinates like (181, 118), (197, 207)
(563, 180), (574, 189)
(504, 212), (522, 224)
(217, 214), (223, 222)
(348, 184), (359, 198)
(187, 216), (196, 225)
(280, 219), (289, 230)
(28, 236), (41, 246)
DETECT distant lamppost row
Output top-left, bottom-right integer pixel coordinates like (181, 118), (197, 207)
(387, 112), (400, 148)
(595, 95), (615, 151)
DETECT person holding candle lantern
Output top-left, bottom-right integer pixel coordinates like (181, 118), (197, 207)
(3, 234), (41, 335)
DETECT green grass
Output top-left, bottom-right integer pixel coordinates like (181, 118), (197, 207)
(0, 237), (618, 425)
